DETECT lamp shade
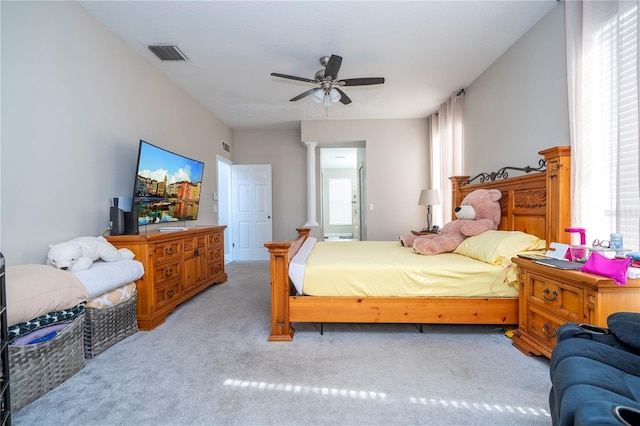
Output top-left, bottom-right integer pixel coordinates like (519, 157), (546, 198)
(418, 189), (440, 206)
(313, 89), (324, 103)
(329, 88), (341, 103)
(323, 93), (332, 107)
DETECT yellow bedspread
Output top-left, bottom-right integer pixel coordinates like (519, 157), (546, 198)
(302, 241), (518, 297)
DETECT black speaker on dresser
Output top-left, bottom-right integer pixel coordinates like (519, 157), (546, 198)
(123, 210), (139, 235)
(110, 196), (138, 235)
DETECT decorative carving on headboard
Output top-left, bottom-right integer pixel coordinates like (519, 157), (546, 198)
(514, 189), (546, 209)
(466, 159), (546, 185)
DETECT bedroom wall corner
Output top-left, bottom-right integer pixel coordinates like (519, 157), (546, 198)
(463, 2), (569, 176)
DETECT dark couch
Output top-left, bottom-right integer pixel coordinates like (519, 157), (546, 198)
(549, 312), (640, 425)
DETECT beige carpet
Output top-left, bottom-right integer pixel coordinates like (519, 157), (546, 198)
(13, 261), (552, 425)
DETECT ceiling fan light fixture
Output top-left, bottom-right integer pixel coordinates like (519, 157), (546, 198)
(313, 89), (324, 103)
(323, 94), (332, 107)
(329, 88), (341, 103)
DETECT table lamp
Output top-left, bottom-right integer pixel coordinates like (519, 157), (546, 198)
(418, 189), (440, 231)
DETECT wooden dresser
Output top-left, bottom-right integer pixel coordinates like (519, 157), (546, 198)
(512, 257), (640, 358)
(107, 225), (227, 330)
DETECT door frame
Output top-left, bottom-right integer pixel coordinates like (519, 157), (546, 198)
(217, 155), (233, 263)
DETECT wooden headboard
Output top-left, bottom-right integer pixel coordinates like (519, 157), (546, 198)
(451, 146), (571, 246)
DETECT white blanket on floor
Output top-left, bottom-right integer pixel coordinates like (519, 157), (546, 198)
(73, 259), (144, 298)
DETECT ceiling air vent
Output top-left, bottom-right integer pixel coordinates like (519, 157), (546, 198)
(147, 44), (188, 61)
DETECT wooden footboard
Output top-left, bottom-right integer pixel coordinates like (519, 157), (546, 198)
(264, 147), (571, 342)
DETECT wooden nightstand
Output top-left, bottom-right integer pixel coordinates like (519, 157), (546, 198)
(511, 257), (640, 358)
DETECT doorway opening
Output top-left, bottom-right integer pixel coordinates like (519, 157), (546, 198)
(320, 147), (365, 241)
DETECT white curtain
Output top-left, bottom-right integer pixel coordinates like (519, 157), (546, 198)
(430, 93), (464, 226)
(565, 0), (640, 249)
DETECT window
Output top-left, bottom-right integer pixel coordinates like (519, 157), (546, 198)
(567, 1), (640, 249)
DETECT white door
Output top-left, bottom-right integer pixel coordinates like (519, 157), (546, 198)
(232, 164), (272, 261)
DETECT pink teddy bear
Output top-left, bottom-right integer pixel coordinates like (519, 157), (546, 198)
(400, 189), (502, 255)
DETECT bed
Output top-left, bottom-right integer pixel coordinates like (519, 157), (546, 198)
(264, 146), (571, 341)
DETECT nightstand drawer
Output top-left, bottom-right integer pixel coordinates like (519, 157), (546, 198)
(526, 306), (563, 353)
(528, 273), (583, 322)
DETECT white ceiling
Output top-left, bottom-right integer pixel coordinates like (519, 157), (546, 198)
(79, 0), (558, 130)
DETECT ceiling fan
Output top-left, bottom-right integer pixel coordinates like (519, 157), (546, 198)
(271, 54), (385, 106)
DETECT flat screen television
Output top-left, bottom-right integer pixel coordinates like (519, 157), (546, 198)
(133, 140), (205, 226)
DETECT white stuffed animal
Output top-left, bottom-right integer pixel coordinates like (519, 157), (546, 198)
(47, 236), (134, 272)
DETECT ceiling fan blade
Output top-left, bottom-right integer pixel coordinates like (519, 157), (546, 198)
(335, 88), (352, 105)
(324, 55), (343, 80)
(341, 77), (385, 86)
(289, 88), (318, 102)
(271, 73), (316, 84)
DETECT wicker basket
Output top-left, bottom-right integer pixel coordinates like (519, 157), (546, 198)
(84, 293), (138, 358)
(9, 313), (85, 412)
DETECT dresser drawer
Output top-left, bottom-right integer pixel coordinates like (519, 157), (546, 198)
(154, 260), (181, 287)
(207, 246), (224, 264)
(208, 262), (224, 281)
(155, 281), (181, 310)
(208, 232), (223, 247)
(528, 273), (583, 322)
(153, 241), (181, 264)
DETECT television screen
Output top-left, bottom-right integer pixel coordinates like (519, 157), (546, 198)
(133, 140), (205, 226)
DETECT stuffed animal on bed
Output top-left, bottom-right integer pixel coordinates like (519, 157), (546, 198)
(47, 236), (134, 272)
(400, 188), (502, 255)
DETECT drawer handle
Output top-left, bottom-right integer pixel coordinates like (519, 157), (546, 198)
(542, 288), (558, 302)
(166, 289), (175, 298)
(542, 323), (558, 338)
(214, 236), (220, 242)
(214, 251), (220, 258)
(165, 247), (174, 255)
(165, 268), (173, 277)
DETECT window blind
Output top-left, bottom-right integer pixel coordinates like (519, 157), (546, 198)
(577, 2), (639, 250)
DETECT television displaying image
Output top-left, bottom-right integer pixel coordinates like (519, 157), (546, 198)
(133, 140), (205, 226)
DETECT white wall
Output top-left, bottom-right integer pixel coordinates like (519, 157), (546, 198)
(1, 1), (232, 265)
(301, 119), (430, 241)
(464, 3), (569, 176)
(235, 120), (430, 242)
(232, 128), (306, 242)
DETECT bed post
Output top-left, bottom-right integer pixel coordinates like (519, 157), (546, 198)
(264, 228), (310, 341)
(539, 146), (571, 246)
